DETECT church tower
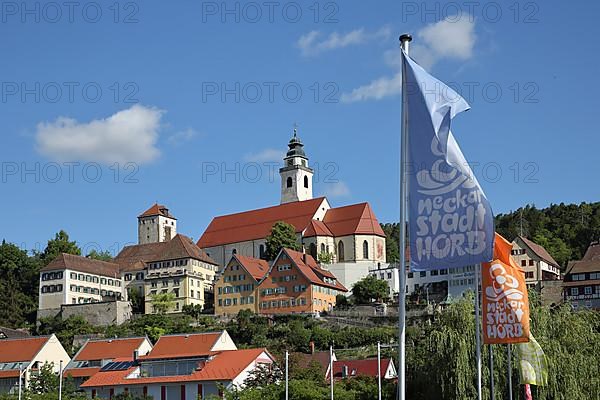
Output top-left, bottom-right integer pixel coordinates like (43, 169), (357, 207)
(138, 203), (177, 244)
(280, 128), (314, 204)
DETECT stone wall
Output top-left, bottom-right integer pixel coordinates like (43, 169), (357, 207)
(37, 301), (132, 326)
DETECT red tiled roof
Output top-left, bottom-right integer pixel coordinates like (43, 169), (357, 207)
(304, 220), (333, 237)
(116, 234), (217, 270)
(41, 254), (120, 277)
(74, 337), (147, 361)
(329, 358), (394, 380)
(63, 367), (100, 378)
(0, 370), (20, 378)
(293, 351), (331, 372)
(139, 204), (176, 219)
(197, 198), (327, 248)
(323, 203), (385, 237)
(582, 241), (600, 261)
(0, 336), (50, 363)
(81, 349), (273, 387)
(142, 332), (224, 360)
(284, 249), (347, 292)
(519, 236), (560, 268)
(234, 255), (269, 281)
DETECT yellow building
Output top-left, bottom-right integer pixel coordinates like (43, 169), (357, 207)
(215, 255), (269, 315)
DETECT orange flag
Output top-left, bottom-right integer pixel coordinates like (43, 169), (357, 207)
(482, 233), (530, 344)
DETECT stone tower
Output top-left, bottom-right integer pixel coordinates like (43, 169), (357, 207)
(280, 128), (314, 204)
(138, 204), (177, 244)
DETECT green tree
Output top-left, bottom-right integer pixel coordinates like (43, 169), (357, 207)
(352, 275), (389, 304)
(381, 223), (400, 263)
(28, 362), (58, 394)
(182, 303), (203, 322)
(243, 363), (283, 388)
(86, 249), (113, 261)
(265, 221), (300, 260)
(317, 251), (333, 264)
(150, 293), (176, 314)
(128, 287), (144, 314)
(40, 230), (81, 266)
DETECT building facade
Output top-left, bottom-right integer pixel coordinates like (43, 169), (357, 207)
(511, 236), (561, 287)
(138, 204), (177, 245)
(214, 255), (268, 315)
(564, 241), (600, 310)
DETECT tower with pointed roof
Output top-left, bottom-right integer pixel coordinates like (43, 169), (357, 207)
(137, 204), (177, 245)
(279, 128), (314, 204)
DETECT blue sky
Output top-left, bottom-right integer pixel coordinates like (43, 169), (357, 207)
(1, 0), (598, 255)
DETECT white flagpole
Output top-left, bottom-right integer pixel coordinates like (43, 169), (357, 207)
(330, 345), (334, 400)
(284, 351), (290, 400)
(59, 359), (63, 400)
(377, 342), (382, 400)
(507, 344), (513, 400)
(474, 263), (482, 400)
(18, 362), (22, 400)
(398, 32), (412, 400)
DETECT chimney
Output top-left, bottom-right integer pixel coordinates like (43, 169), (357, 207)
(303, 253), (307, 264)
(309, 341), (315, 354)
(133, 350), (138, 363)
(342, 365), (349, 378)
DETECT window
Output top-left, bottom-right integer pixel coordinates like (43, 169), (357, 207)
(521, 260), (527, 267)
(363, 241), (369, 259)
(585, 286), (592, 295)
(431, 270), (438, 276)
(286, 177), (293, 188)
(259, 244), (266, 259)
(525, 272), (534, 279)
(440, 269), (448, 275)
(571, 288), (579, 296)
(232, 249), (237, 255)
(70, 272), (77, 279)
(321, 243), (325, 253)
(303, 175), (309, 188)
(529, 259), (534, 266)
(387, 272), (392, 279)
(420, 271), (426, 277)
(337, 241), (345, 262)
(407, 272), (413, 279)
(309, 243), (317, 259)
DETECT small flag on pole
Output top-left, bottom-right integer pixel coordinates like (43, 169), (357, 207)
(482, 233), (530, 344)
(401, 50), (494, 271)
(516, 333), (548, 386)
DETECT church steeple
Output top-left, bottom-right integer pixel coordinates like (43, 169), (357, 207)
(279, 126), (314, 204)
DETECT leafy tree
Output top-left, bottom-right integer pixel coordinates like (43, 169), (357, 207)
(182, 304), (203, 322)
(381, 223), (400, 263)
(36, 316), (96, 355)
(243, 363), (283, 388)
(265, 221), (300, 260)
(86, 249), (113, 261)
(317, 251), (333, 264)
(150, 292), (176, 314)
(352, 275), (389, 304)
(28, 362), (58, 394)
(128, 287), (144, 314)
(40, 230), (81, 266)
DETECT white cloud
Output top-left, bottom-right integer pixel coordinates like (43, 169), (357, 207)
(244, 148), (285, 163)
(322, 181), (350, 198)
(35, 105), (163, 165)
(297, 27), (390, 57)
(341, 73), (401, 103)
(342, 16), (476, 102)
(168, 128), (199, 146)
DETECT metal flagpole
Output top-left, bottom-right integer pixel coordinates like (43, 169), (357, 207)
(489, 345), (495, 400)
(18, 363), (22, 400)
(330, 345), (334, 400)
(377, 342), (382, 400)
(474, 263), (482, 400)
(285, 351), (289, 400)
(59, 359), (63, 400)
(398, 32), (412, 400)
(507, 344), (513, 400)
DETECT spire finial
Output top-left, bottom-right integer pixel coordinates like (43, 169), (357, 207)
(293, 122), (298, 138)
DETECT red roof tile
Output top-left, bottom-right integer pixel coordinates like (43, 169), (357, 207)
(143, 332), (224, 360)
(519, 236), (560, 268)
(329, 358), (394, 380)
(41, 254), (120, 277)
(197, 198), (327, 248)
(74, 337), (147, 361)
(81, 349), (273, 387)
(0, 336), (50, 363)
(233, 255), (269, 281)
(304, 220), (333, 237)
(323, 203), (385, 237)
(139, 204), (176, 219)
(63, 367), (100, 378)
(284, 249), (347, 292)
(0, 370), (20, 378)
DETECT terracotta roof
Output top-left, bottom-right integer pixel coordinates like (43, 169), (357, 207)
(81, 349), (273, 387)
(41, 254), (120, 277)
(293, 351), (331, 371)
(139, 204), (176, 219)
(582, 241), (600, 261)
(74, 337), (147, 361)
(115, 234), (217, 270)
(304, 220), (333, 237)
(142, 332), (225, 360)
(518, 236), (560, 268)
(567, 260), (600, 275)
(323, 203), (385, 237)
(197, 198), (327, 248)
(329, 358), (394, 380)
(0, 336), (50, 363)
(0, 370), (20, 378)
(63, 366), (100, 378)
(284, 249), (347, 292)
(233, 255), (269, 281)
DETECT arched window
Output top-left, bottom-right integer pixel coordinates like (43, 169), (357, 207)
(320, 243), (325, 253)
(304, 176), (309, 188)
(309, 243), (317, 259)
(287, 177), (293, 188)
(232, 249), (237, 255)
(337, 241), (345, 262)
(259, 244), (266, 259)
(363, 240), (369, 259)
